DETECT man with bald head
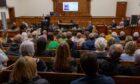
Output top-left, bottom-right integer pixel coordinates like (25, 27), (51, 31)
(99, 44), (124, 76)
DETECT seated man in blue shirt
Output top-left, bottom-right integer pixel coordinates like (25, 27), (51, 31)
(71, 52), (115, 84)
(85, 21), (94, 33)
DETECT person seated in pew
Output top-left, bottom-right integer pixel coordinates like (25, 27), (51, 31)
(125, 35), (133, 44)
(10, 22), (17, 30)
(53, 42), (77, 73)
(0, 48), (8, 70)
(7, 56), (49, 84)
(57, 32), (67, 43)
(111, 32), (120, 43)
(35, 37), (50, 57)
(111, 19), (117, 28)
(66, 31), (79, 58)
(120, 41), (136, 62)
(81, 33), (96, 50)
(20, 40), (47, 72)
(71, 52), (115, 84)
(124, 17), (130, 27)
(94, 37), (108, 59)
(85, 21), (94, 33)
(71, 32), (85, 46)
(46, 32), (59, 50)
(133, 32), (139, 41)
(119, 31), (126, 40)
(128, 49), (140, 76)
(7, 34), (22, 56)
(99, 44), (124, 76)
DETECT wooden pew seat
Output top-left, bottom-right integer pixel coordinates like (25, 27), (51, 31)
(1, 70), (140, 84)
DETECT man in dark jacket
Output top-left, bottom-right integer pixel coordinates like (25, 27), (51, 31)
(7, 34), (22, 56)
(99, 44), (124, 76)
(81, 33), (96, 50)
(71, 52), (115, 84)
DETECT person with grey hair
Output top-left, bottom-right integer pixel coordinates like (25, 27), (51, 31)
(94, 37), (107, 58)
(99, 44), (123, 76)
(111, 32), (120, 42)
(20, 40), (47, 71)
(119, 31), (126, 40)
(133, 32), (139, 41)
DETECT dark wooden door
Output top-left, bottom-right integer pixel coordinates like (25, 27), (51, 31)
(116, 2), (127, 17)
(8, 7), (15, 22)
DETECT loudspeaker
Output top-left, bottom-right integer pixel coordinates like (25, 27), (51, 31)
(0, 0), (7, 7)
(131, 15), (138, 25)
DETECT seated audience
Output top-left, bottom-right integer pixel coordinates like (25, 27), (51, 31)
(81, 33), (96, 50)
(7, 34), (22, 56)
(19, 21), (29, 33)
(119, 31), (126, 40)
(99, 44), (123, 76)
(57, 32), (67, 43)
(11, 22), (17, 30)
(36, 37), (49, 56)
(125, 35), (133, 44)
(7, 56), (49, 84)
(85, 21), (94, 33)
(118, 18), (125, 28)
(107, 38), (117, 49)
(54, 42), (77, 72)
(124, 17), (130, 27)
(0, 48), (8, 70)
(94, 37), (107, 58)
(72, 32), (85, 46)
(133, 32), (139, 41)
(105, 30), (112, 41)
(128, 49), (140, 75)
(46, 32), (59, 50)
(111, 32), (120, 42)
(120, 41), (136, 62)
(21, 32), (28, 41)
(66, 31), (79, 58)
(20, 40), (47, 71)
(71, 52), (115, 84)
(111, 19), (117, 28)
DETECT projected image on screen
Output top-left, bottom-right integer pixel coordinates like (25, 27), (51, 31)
(63, 2), (78, 12)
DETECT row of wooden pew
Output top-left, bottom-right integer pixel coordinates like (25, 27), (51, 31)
(1, 69), (140, 84)
(0, 56), (139, 84)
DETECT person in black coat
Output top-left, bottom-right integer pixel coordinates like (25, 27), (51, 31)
(71, 52), (115, 84)
(7, 56), (49, 84)
(99, 44), (124, 76)
(7, 34), (22, 56)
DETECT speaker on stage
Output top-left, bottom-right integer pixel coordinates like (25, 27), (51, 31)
(131, 15), (138, 25)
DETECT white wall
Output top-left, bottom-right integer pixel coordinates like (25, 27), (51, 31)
(126, 0), (140, 16)
(91, 0), (117, 16)
(16, 0), (53, 16)
(1, 0), (140, 18)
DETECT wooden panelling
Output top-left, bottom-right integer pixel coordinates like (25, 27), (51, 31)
(14, 16), (123, 27)
(15, 16), (43, 26)
(52, 0), (91, 16)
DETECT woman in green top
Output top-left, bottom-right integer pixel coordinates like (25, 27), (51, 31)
(46, 32), (59, 50)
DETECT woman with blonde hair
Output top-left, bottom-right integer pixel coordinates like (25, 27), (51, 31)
(8, 56), (49, 84)
(120, 41), (137, 62)
(54, 42), (77, 72)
